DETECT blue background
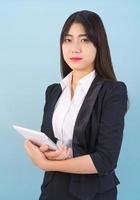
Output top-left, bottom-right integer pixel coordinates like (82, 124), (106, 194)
(0, 0), (139, 199)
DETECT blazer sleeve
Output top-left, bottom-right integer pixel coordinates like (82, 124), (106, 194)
(89, 81), (128, 176)
(40, 84), (54, 133)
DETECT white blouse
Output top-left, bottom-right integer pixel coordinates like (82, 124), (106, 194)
(52, 70), (96, 154)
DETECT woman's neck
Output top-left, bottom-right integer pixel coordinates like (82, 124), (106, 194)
(71, 68), (94, 88)
(70, 68), (95, 100)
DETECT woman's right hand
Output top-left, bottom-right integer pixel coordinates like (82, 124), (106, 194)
(39, 144), (72, 161)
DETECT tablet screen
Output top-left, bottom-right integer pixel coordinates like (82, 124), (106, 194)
(13, 125), (57, 150)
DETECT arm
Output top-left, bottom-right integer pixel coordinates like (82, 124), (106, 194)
(25, 82), (128, 175)
(40, 144), (98, 173)
(24, 140), (97, 174)
(89, 82), (128, 175)
(44, 154), (98, 174)
(42, 82), (127, 174)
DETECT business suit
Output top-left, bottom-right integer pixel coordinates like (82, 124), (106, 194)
(39, 74), (128, 200)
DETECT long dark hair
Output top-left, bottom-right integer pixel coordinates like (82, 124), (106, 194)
(60, 10), (117, 81)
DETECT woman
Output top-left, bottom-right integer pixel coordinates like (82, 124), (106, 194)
(24, 10), (128, 200)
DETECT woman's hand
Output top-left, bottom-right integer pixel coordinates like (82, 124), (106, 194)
(40, 144), (72, 161)
(24, 140), (49, 170)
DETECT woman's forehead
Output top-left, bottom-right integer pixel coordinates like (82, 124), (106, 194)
(66, 23), (87, 35)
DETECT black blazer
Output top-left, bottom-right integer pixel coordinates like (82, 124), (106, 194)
(40, 75), (128, 200)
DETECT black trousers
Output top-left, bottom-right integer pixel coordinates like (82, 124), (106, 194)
(39, 172), (117, 200)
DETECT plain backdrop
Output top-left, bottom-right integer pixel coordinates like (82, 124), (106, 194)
(0, 0), (140, 199)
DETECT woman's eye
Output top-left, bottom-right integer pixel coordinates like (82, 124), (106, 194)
(81, 38), (89, 43)
(63, 38), (90, 43)
(63, 38), (71, 43)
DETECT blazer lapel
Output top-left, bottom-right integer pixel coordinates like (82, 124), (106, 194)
(72, 75), (104, 146)
(45, 84), (62, 143)
(46, 75), (104, 145)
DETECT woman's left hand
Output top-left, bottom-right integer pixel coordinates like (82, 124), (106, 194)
(40, 144), (72, 161)
(24, 140), (49, 171)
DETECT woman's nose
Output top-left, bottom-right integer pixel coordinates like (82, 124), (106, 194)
(71, 43), (81, 53)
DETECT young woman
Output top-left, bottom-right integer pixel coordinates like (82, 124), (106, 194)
(24, 10), (128, 200)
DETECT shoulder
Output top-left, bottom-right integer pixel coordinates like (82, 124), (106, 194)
(100, 80), (128, 112)
(97, 79), (128, 111)
(100, 79), (128, 98)
(103, 80), (127, 92)
(44, 83), (61, 98)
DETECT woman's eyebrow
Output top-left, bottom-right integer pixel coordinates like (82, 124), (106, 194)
(64, 34), (88, 37)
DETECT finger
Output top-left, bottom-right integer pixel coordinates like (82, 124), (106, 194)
(24, 140), (32, 155)
(53, 147), (69, 160)
(45, 149), (61, 158)
(45, 145), (70, 160)
(67, 148), (72, 158)
(24, 140), (39, 155)
(25, 139), (35, 147)
(24, 140), (31, 149)
(59, 147), (71, 159)
(40, 143), (49, 152)
(59, 144), (68, 151)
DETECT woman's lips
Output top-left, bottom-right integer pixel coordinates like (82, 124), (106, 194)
(70, 57), (82, 61)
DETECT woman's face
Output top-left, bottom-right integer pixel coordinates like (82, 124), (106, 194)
(62, 22), (97, 72)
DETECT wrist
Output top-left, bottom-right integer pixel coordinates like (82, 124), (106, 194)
(42, 159), (57, 172)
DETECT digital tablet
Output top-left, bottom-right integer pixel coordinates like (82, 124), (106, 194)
(13, 125), (57, 150)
